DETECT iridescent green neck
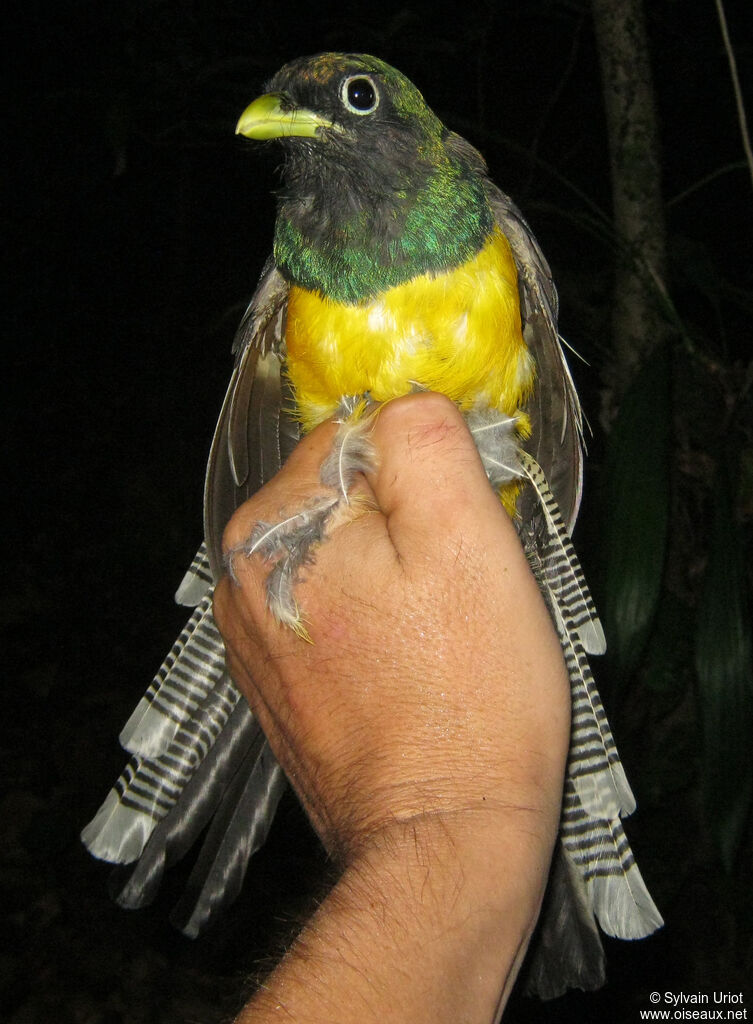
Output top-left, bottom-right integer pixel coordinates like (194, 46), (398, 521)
(273, 156), (494, 305)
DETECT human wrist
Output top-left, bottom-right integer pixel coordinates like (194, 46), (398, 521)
(336, 807), (552, 1022)
(239, 805), (553, 1024)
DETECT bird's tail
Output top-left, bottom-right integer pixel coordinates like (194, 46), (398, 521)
(81, 544), (286, 932)
(518, 452), (663, 997)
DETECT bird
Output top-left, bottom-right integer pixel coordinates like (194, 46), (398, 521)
(82, 52), (662, 1000)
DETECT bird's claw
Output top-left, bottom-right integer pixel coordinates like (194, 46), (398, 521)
(227, 396), (379, 638)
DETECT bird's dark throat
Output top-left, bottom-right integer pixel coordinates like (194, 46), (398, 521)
(272, 138), (494, 305)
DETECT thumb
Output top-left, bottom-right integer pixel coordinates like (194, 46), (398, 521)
(366, 393), (515, 562)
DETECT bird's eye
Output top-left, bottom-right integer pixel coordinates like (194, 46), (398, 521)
(340, 75), (379, 115)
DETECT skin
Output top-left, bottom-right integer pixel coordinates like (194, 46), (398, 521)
(214, 393), (570, 1023)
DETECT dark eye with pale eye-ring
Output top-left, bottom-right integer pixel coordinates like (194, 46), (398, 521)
(340, 75), (379, 115)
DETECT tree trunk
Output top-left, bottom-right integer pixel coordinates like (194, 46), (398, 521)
(591, 0), (668, 423)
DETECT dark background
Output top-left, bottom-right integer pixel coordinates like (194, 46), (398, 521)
(5, 1), (752, 1021)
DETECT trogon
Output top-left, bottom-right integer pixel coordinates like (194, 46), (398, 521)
(82, 52), (662, 999)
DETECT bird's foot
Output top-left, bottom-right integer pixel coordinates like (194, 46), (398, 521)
(226, 396), (378, 640)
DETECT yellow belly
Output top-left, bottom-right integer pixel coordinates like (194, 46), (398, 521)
(284, 227), (535, 436)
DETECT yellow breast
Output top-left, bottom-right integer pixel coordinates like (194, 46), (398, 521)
(284, 226), (535, 435)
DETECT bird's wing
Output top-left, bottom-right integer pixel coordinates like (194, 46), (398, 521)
(82, 259), (297, 929)
(204, 258), (296, 578)
(488, 187), (584, 535)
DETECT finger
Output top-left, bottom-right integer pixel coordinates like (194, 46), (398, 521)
(366, 393), (516, 561)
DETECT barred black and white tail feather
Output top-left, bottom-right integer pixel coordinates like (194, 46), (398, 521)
(519, 451), (605, 655)
(119, 592), (228, 759)
(82, 684), (243, 867)
(561, 626), (635, 821)
(175, 542), (213, 607)
(515, 451), (662, 992)
(81, 602), (241, 864)
(560, 778), (663, 939)
(517, 453), (633, 819)
(110, 700), (274, 914)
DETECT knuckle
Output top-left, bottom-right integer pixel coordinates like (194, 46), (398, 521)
(221, 506), (253, 556)
(211, 576), (231, 629)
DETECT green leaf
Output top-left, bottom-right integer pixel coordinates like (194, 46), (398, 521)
(641, 591), (691, 699)
(602, 343), (671, 686)
(694, 451), (753, 871)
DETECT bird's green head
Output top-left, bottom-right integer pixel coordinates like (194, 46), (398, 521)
(236, 53), (443, 151)
(236, 53), (493, 302)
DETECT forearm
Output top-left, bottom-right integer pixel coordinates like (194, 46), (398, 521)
(235, 811), (553, 1024)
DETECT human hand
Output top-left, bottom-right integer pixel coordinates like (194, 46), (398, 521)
(214, 392), (569, 869)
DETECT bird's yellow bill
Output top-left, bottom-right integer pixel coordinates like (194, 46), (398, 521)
(235, 93), (339, 140)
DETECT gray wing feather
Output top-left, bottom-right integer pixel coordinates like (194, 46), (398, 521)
(204, 261), (294, 578)
(490, 189), (584, 535)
